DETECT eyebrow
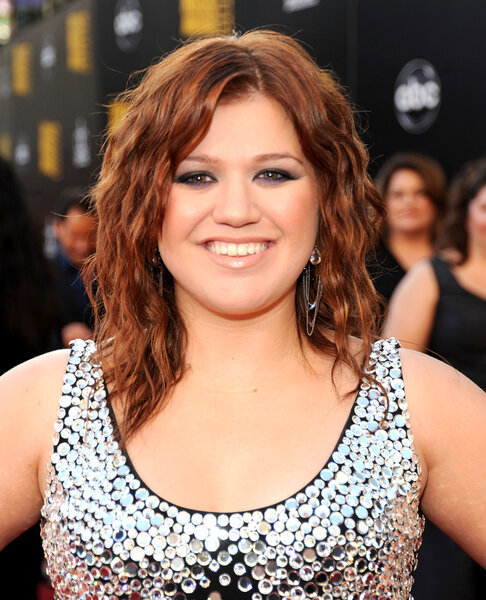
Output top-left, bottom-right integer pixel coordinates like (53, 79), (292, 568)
(181, 153), (305, 166)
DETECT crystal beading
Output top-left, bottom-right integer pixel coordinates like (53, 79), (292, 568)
(41, 337), (424, 599)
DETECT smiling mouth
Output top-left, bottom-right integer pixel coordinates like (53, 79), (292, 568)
(206, 241), (269, 257)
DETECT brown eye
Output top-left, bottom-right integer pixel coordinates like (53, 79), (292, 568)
(257, 169), (294, 182)
(175, 172), (214, 185)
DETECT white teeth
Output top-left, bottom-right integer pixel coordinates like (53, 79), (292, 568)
(206, 241), (268, 256)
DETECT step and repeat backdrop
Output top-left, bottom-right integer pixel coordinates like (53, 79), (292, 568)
(0, 0), (484, 221)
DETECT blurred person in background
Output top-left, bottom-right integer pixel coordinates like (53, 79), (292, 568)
(0, 156), (60, 598)
(50, 188), (96, 346)
(367, 153), (447, 305)
(384, 157), (486, 600)
(0, 156), (60, 369)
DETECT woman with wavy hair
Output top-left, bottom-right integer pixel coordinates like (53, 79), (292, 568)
(367, 153), (447, 305)
(384, 158), (486, 600)
(1, 31), (485, 599)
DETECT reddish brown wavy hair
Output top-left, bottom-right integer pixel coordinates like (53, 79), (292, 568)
(87, 30), (384, 441)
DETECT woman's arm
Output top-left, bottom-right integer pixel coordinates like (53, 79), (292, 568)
(401, 348), (486, 567)
(383, 260), (439, 351)
(0, 350), (69, 549)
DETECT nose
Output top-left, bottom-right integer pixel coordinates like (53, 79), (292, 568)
(211, 176), (261, 227)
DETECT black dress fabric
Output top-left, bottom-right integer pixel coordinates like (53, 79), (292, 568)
(411, 256), (486, 600)
(427, 256), (486, 390)
(366, 243), (406, 304)
(50, 249), (94, 331)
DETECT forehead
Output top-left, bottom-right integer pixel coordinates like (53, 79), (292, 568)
(61, 208), (96, 230)
(183, 94), (303, 160)
(388, 169), (425, 189)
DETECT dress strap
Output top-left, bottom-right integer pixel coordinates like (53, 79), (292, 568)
(52, 338), (103, 463)
(429, 256), (459, 294)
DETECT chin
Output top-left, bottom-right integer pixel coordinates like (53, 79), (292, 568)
(208, 301), (272, 320)
(176, 281), (294, 321)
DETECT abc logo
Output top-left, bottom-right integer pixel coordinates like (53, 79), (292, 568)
(394, 59), (441, 134)
(113, 0), (143, 53)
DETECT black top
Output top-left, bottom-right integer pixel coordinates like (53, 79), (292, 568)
(428, 256), (486, 391)
(412, 256), (486, 600)
(366, 243), (406, 304)
(49, 250), (94, 330)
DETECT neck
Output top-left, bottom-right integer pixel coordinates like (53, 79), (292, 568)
(387, 230), (433, 270)
(465, 239), (486, 265)
(180, 295), (310, 389)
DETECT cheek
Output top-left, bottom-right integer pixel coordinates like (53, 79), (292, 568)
(159, 196), (192, 251)
(385, 197), (401, 217)
(287, 205), (320, 257)
(419, 200), (437, 223)
(158, 209), (182, 270)
(467, 209), (486, 234)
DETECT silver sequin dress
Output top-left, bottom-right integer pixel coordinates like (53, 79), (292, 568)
(41, 337), (424, 599)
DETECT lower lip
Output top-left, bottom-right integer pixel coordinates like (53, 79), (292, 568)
(202, 244), (271, 269)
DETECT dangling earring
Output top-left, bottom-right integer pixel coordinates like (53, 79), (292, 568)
(151, 249), (164, 295)
(303, 246), (323, 336)
(310, 246), (321, 266)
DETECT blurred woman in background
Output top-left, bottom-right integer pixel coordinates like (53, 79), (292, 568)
(384, 157), (486, 600)
(0, 157), (60, 370)
(368, 153), (447, 304)
(0, 157), (60, 598)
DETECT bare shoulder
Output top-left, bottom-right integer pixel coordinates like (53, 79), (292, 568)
(393, 258), (438, 297)
(384, 261), (439, 350)
(398, 347), (485, 457)
(0, 348), (70, 406)
(397, 346), (486, 565)
(0, 348), (71, 470)
(0, 349), (70, 547)
(0, 348), (70, 467)
(399, 344), (465, 389)
(409, 257), (436, 277)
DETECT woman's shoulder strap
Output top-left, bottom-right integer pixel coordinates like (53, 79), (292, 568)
(429, 255), (458, 290)
(368, 337), (407, 414)
(54, 339), (103, 448)
(371, 337), (401, 362)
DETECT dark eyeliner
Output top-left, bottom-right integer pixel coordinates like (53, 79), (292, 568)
(175, 171), (213, 184)
(257, 169), (297, 181)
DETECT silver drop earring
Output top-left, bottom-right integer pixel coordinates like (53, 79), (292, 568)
(303, 246), (323, 336)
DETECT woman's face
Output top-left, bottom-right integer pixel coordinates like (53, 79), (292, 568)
(385, 168), (437, 236)
(467, 185), (486, 247)
(159, 94), (319, 320)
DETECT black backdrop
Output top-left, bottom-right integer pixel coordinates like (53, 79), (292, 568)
(356, 0), (486, 176)
(0, 0), (484, 223)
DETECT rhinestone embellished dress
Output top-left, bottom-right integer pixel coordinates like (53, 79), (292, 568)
(41, 338), (424, 600)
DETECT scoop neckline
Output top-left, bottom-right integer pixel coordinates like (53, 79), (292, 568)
(104, 381), (360, 517)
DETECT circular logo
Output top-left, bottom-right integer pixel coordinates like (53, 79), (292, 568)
(394, 59), (441, 134)
(39, 34), (57, 81)
(113, 0), (143, 53)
